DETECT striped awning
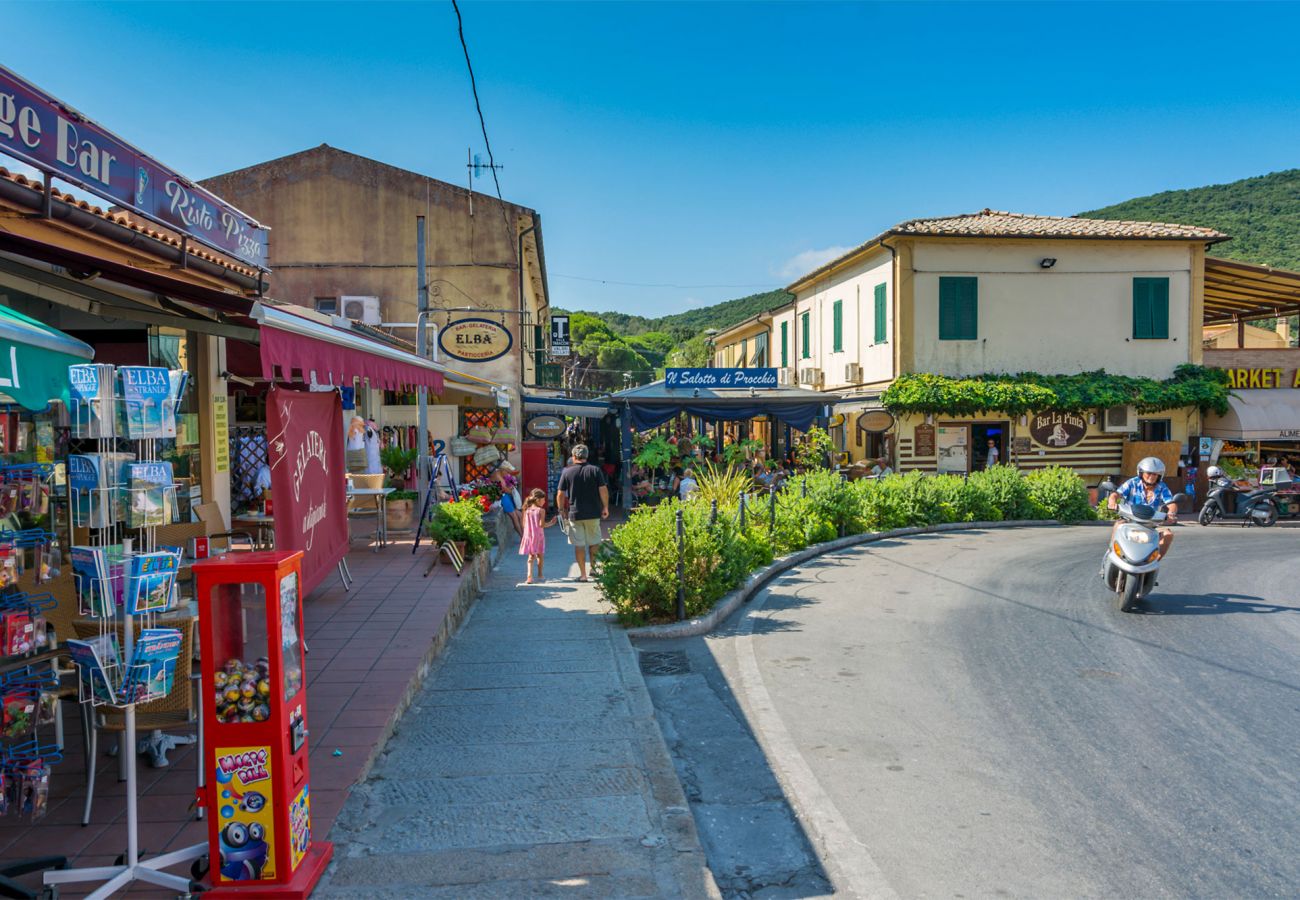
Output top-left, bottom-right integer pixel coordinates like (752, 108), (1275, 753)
(1204, 257), (1300, 325)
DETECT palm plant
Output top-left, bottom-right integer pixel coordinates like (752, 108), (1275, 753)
(693, 460), (754, 506)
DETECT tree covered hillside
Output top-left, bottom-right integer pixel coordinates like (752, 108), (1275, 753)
(1079, 169), (1300, 269)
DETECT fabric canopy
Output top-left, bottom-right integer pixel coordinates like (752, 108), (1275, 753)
(623, 401), (829, 432)
(0, 306), (94, 410)
(1202, 389), (1300, 441)
(257, 309), (444, 393)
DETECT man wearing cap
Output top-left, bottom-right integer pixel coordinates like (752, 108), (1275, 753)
(555, 443), (609, 582)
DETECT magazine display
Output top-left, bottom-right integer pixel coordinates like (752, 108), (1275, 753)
(68, 452), (133, 528)
(68, 363), (117, 438)
(125, 462), (175, 529)
(120, 628), (182, 703)
(118, 367), (175, 439)
(70, 545), (126, 615)
(124, 551), (180, 615)
(66, 633), (123, 704)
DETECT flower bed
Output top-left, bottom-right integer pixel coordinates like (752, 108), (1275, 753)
(595, 466), (1094, 626)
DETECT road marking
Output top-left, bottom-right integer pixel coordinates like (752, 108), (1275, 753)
(733, 576), (899, 900)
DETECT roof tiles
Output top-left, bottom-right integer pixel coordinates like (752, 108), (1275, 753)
(893, 209), (1228, 241)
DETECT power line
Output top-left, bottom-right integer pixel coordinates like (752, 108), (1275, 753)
(551, 272), (783, 290)
(450, 0), (516, 261)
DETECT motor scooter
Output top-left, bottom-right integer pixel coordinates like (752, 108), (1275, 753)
(1101, 501), (1166, 612)
(1197, 476), (1279, 527)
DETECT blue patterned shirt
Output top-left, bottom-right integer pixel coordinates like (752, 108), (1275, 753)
(1115, 475), (1174, 509)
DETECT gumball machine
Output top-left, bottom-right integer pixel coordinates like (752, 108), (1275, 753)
(194, 550), (332, 897)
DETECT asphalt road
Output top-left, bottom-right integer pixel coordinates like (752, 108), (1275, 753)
(719, 525), (1300, 899)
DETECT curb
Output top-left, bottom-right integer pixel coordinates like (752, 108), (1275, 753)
(629, 518), (1105, 640)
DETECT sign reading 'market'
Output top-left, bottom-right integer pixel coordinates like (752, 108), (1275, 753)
(0, 65), (269, 269)
(664, 368), (778, 389)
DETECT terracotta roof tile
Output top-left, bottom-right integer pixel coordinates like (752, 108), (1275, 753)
(893, 209), (1228, 241)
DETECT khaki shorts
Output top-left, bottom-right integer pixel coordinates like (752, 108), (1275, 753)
(566, 517), (603, 548)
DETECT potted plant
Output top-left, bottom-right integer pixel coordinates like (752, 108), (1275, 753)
(380, 447), (420, 532)
(427, 499), (491, 562)
(380, 446), (419, 490)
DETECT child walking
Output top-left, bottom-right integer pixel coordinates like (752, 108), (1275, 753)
(518, 488), (555, 584)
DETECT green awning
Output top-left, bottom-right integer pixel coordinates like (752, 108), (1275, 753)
(0, 306), (94, 410)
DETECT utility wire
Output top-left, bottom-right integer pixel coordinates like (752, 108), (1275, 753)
(451, 0), (516, 262)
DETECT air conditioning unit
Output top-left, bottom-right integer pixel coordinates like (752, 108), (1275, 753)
(341, 295), (382, 326)
(1103, 405), (1136, 433)
(800, 367), (824, 387)
(778, 367), (794, 386)
(844, 363), (863, 383)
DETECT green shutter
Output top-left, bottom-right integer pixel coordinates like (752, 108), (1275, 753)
(781, 321), (788, 367)
(832, 300), (843, 352)
(873, 283), (887, 344)
(801, 312), (810, 358)
(939, 277), (977, 340)
(1133, 277), (1169, 339)
(739, 338), (748, 368)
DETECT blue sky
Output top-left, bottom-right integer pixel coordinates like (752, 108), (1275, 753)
(6, 1), (1300, 318)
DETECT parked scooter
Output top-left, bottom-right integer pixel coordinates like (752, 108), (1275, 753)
(1197, 465), (1279, 527)
(1102, 501), (1166, 612)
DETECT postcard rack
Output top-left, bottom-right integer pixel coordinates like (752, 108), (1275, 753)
(48, 364), (203, 899)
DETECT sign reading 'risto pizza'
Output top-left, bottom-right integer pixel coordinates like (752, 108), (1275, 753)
(438, 318), (513, 363)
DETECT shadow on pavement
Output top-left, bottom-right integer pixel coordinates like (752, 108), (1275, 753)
(1136, 592), (1300, 616)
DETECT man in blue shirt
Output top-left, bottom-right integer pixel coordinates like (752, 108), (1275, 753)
(1107, 456), (1178, 558)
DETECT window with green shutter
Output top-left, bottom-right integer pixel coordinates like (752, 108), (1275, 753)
(801, 312), (810, 358)
(832, 300), (843, 352)
(739, 338), (748, 368)
(1132, 277), (1169, 339)
(873, 283), (887, 344)
(780, 321), (788, 367)
(939, 277), (978, 340)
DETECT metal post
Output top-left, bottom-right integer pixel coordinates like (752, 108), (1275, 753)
(709, 499), (718, 528)
(675, 508), (686, 621)
(802, 476), (808, 498)
(416, 215), (429, 500)
(769, 484), (776, 536)
(739, 492), (747, 530)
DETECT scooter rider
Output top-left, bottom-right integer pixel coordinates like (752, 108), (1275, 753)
(1108, 456), (1179, 558)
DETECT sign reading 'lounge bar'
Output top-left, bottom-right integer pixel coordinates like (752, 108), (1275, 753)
(0, 65), (269, 269)
(664, 368), (778, 389)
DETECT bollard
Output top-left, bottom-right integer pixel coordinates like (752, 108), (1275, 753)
(709, 499), (718, 528)
(802, 477), (808, 498)
(675, 508), (686, 621)
(738, 492), (747, 530)
(769, 484), (776, 541)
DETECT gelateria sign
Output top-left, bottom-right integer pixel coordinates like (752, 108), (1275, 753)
(439, 318), (513, 363)
(1222, 367), (1300, 389)
(1030, 411), (1087, 448)
(0, 65), (269, 268)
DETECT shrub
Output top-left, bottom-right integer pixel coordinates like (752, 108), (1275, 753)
(1025, 466), (1096, 521)
(427, 499), (491, 557)
(694, 461), (754, 507)
(967, 465), (1037, 520)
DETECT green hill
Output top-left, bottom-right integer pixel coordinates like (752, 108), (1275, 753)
(559, 288), (791, 340)
(1079, 168), (1300, 269)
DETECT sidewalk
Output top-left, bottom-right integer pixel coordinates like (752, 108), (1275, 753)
(317, 525), (718, 898)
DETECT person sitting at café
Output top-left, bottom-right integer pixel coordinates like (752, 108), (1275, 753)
(870, 456), (893, 478)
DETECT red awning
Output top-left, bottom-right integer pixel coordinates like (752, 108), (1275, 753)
(257, 309), (444, 393)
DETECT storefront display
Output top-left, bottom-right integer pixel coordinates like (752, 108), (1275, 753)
(194, 550), (332, 896)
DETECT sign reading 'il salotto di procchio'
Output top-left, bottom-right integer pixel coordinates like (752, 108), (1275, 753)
(664, 368), (778, 389)
(0, 66), (269, 269)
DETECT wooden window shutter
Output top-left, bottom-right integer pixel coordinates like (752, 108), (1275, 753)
(874, 283), (887, 344)
(801, 312), (810, 358)
(1133, 277), (1169, 339)
(939, 277), (977, 340)
(781, 321), (788, 367)
(832, 300), (843, 352)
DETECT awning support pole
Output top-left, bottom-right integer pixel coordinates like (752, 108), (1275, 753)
(416, 215), (430, 501)
(621, 404), (633, 510)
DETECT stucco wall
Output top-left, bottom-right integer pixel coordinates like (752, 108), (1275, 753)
(908, 240), (1195, 378)
(793, 248), (894, 389)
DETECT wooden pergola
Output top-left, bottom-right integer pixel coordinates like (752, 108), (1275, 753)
(1203, 257), (1300, 329)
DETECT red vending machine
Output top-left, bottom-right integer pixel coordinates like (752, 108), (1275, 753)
(194, 550), (333, 898)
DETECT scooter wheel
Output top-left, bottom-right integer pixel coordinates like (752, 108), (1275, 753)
(1120, 573), (1141, 613)
(1198, 504), (1217, 526)
(1258, 503), (1279, 527)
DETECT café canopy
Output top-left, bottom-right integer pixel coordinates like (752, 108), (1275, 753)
(608, 368), (840, 432)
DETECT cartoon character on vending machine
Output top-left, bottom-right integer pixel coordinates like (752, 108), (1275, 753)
(219, 821), (270, 880)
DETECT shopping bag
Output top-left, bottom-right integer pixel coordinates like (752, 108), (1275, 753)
(472, 445), (502, 467)
(466, 425), (494, 444)
(449, 436), (476, 457)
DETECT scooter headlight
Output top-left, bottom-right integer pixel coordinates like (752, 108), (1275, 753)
(1124, 528), (1151, 543)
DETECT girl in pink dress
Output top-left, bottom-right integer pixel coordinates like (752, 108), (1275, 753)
(518, 488), (555, 583)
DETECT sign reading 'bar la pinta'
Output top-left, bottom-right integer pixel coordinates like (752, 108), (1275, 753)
(0, 65), (269, 269)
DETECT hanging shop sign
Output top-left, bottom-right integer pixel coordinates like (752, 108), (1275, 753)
(828, 413), (846, 428)
(525, 414), (566, 439)
(0, 66), (269, 269)
(1029, 411), (1087, 448)
(857, 410), (895, 434)
(438, 318), (513, 363)
(550, 315), (571, 358)
(664, 368), (778, 389)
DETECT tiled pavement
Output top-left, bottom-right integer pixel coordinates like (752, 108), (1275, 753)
(0, 531), (489, 897)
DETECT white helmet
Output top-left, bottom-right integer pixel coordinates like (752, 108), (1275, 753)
(1137, 456), (1166, 478)
(1205, 465), (1223, 479)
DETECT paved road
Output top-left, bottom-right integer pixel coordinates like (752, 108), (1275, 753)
(709, 525), (1300, 899)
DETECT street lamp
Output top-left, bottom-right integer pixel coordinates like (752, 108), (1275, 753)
(703, 328), (719, 366)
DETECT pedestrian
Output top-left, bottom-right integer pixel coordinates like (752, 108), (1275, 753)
(678, 465), (698, 500)
(492, 464), (523, 537)
(985, 438), (1000, 469)
(555, 443), (610, 582)
(518, 488), (555, 584)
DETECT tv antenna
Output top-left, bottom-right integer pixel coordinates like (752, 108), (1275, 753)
(466, 148), (503, 216)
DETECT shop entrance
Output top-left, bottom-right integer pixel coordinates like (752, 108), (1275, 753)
(971, 423), (1008, 471)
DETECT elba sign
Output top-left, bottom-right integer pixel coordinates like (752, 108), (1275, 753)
(664, 368), (778, 388)
(0, 65), (269, 269)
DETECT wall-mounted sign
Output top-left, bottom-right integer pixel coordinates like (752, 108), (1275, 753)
(936, 425), (968, 473)
(439, 318), (513, 363)
(1222, 367), (1300, 389)
(1030, 411), (1087, 448)
(857, 410), (895, 434)
(1012, 436), (1032, 454)
(913, 423), (936, 457)
(664, 368), (777, 389)
(525, 414), (566, 439)
(828, 413), (846, 428)
(0, 66), (269, 269)
(550, 315), (571, 358)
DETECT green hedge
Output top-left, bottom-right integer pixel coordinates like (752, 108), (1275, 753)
(595, 465), (1094, 625)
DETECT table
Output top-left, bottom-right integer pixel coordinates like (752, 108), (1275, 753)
(231, 513), (275, 550)
(348, 486), (395, 550)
